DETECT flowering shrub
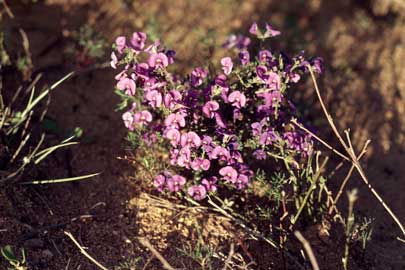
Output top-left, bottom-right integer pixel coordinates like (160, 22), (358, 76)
(112, 23), (323, 201)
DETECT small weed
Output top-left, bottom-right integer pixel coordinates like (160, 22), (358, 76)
(1, 245), (28, 270)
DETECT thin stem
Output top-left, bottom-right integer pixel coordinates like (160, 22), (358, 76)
(307, 65), (405, 241)
(64, 231), (109, 270)
(294, 231), (320, 270)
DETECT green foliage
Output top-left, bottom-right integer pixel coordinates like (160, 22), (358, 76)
(75, 24), (107, 59)
(1, 246), (28, 270)
(0, 31), (10, 65)
(113, 256), (143, 270)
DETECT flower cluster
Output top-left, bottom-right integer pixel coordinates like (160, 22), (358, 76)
(112, 23), (322, 201)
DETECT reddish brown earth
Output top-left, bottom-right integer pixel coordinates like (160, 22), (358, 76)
(1, 0), (404, 269)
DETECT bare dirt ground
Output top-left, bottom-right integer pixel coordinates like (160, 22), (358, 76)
(1, 0), (404, 269)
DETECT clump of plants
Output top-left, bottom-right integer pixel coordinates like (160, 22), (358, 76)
(112, 22), (322, 202)
(110, 22), (405, 269)
(0, 9), (97, 186)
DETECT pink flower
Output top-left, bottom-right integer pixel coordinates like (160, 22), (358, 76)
(202, 101), (219, 118)
(220, 57), (233, 75)
(177, 147), (191, 167)
(191, 158), (210, 171)
(266, 72), (281, 90)
(211, 146), (231, 161)
(188, 185), (207, 200)
(258, 50), (272, 63)
(202, 177), (218, 192)
(164, 90), (182, 110)
(249, 22), (258, 35)
(228, 91), (246, 108)
(117, 77), (136, 96)
(167, 175), (186, 192)
(122, 111), (134, 131)
(164, 128), (180, 147)
(235, 174), (249, 189)
(110, 52), (118, 69)
(153, 174), (166, 192)
(219, 166), (238, 183)
(148, 52), (169, 68)
(191, 67), (208, 87)
(264, 23), (281, 37)
(214, 112), (227, 128)
(145, 90), (162, 108)
(130, 32), (147, 50)
(134, 110), (152, 126)
(115, 36), (126, 54)
(164, 112), (186, 129)
(180, 131), (201, 148)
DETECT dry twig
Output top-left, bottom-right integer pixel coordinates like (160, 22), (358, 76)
(306, 66), (405, 242)
(64, 231), (109, 270)
(294, 231), (320, 270)
(138, 237), (176, 270)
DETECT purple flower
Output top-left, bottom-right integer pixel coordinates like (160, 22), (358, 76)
(117, 77), (136, 96)
(130, 32), (147, 51)
(134, 110), (152, 126)
(164, 90), (182, 110)
(135, 63), (150, 79)
(167, 175), (186, 192)
(223, 34), (250, 50)
(233, 108), (241, 121)
(177, 146), (191, 167)
(110, 52), (118, 69)
(145, 90), (162, 108)
(148, 52), (169, 68)
(164, 112), (186, 129)
(115, 36), (126, 54)
(256, 65), (268, 81)
(257, 90), (282, 107)
(228, 91), (246, 108)
(211, 146), (231, 161)
(239, 50), (250, 66)
(251, 121), (264, 136)
(164, 128), (180, 147)
(253, 149), (267, 160)
(187, 185), (207, 200)
(264, 23), (281, 38)
(202, 136), (213, 152)
(219, 166), (238, 183)
(153, 174), (166, 192)
(236, 35), (251, 49)
(143, 78), (160, 91)
(266, 72), (281, 90)
(289, 73), (301, 83)
(180, 131), (201, 148)
(249, 22), (258, 35)
(191, 158), (210, 171)
(259, 50), (272, 63)
(214, 112), (227, 128)
(235, 174), (249, 189)
(311, 57), (323, 74)
(165, 128), (180, 147)
(122, 111), (134, 131)
(202, 101), (219, 118)
(166, 50), (176, 64)
(220, 57), (233, 75)
(202, 177), (218, 192)
(191, 67), (208, 87)
(222, 34), (238, 49)
(259, 130), (277, 145)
